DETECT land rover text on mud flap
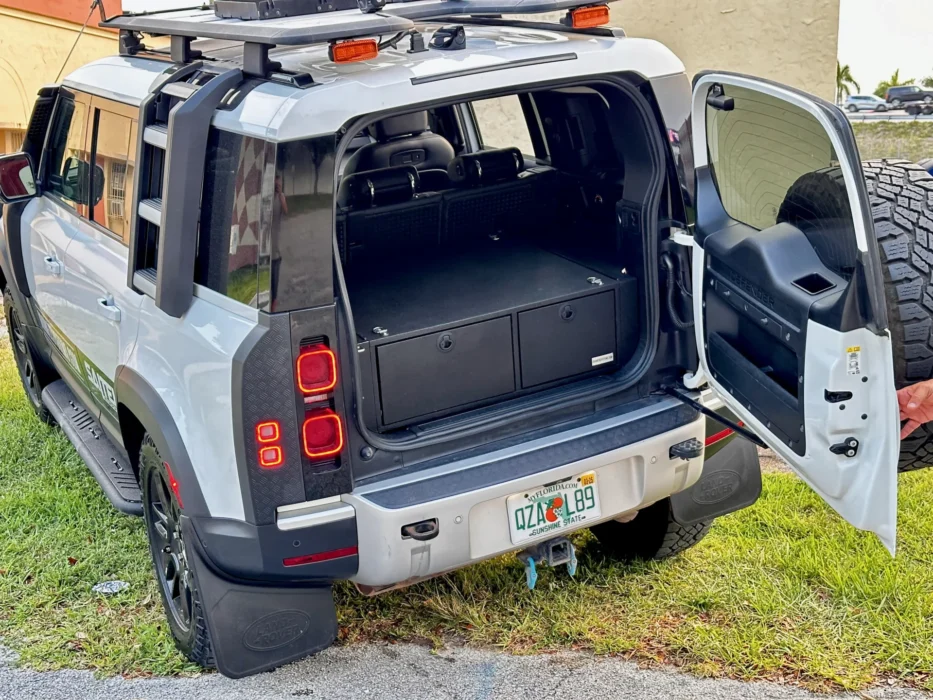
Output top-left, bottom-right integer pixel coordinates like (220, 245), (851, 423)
(0, 0), (911, 678)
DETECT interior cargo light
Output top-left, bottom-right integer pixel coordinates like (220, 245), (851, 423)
(256, 420), (280, 443)
(329, 38), (379, 64)
(259, 445), (284, 468)
(302, 409), (344, 459)
(296, 345), (337, 394)
(567, 4), (610, 28)
(283, 545), (358, 567)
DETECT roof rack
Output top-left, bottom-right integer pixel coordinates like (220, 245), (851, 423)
(102, 0), (617, 45)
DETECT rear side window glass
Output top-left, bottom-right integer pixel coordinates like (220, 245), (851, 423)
(472, 95), (537, 156)
(90, 109), (135, 243)
(45, 97), (90, 216)
(196, 129), (274, 308)
(705, 84), (858, 278)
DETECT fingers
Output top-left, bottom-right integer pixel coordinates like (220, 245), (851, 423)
(906, 381), (933, 410)
(901, 419), (921, 440)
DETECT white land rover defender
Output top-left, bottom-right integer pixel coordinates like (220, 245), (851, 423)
(1, 0), (929, 679)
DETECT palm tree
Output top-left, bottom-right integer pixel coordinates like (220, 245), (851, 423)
(874, 69), (913, 98)
(836, 62), (860, 103)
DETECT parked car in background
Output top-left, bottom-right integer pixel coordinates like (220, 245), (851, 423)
(844, 95), (888, 112)
(884, 85), (933, 108)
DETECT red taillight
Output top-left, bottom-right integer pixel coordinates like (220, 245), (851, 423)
(283, 545), (358, 567)
(256, 420), (280, 443)
(259, 445), (284, 468)
(297, 345), (337, 394)
(302, 409), (344, 459)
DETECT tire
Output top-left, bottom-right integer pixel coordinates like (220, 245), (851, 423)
(924, 95), (932, 104)
(2, 287), (52, 424)
(847, 104), (858, 113)
(918, 158), (933, 175)
(892, 99), (902, 108)
(863, 160), (933, 471)
(589, 498), (711, 562)
(140, 434), (215, 668)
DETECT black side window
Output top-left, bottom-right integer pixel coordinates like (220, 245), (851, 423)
(44, 96), (90, 216)
(196, 128), (273, 307)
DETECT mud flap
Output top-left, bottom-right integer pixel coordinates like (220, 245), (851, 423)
(671, 437), (762, 526)
(184, 521), (338, 679)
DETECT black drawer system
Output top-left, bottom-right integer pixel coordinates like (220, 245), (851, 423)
(347, 242), (639, 430)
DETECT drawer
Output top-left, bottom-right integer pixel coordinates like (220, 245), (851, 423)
(518, 291), (617, 388)
(376, 316), (516, 426)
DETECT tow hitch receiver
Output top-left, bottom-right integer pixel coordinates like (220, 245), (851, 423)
(517, 536), (578, 590)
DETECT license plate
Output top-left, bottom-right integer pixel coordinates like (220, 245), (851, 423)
(506, 471), (602, 545)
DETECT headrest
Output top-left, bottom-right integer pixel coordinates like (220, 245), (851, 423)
(339, 165), (420, 209)
(447, 148), (524, 187)
(374, 112), (429, 141)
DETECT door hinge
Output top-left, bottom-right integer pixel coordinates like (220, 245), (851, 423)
(830, 437), (859, 458)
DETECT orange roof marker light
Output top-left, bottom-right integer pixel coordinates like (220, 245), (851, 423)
(329, 38), (379, 64)
(566, 4), (611, 28)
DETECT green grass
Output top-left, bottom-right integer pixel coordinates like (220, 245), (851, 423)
(853, 121), (933, 163)
(3, 343), (933, 690)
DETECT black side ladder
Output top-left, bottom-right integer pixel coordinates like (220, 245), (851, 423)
(127, 64), (243, 318)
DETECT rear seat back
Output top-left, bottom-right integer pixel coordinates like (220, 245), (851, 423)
(337, 149), (557, 265)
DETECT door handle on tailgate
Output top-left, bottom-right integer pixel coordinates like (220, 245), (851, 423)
(43, 256), (62, 277)
(97, 296), (121, 323)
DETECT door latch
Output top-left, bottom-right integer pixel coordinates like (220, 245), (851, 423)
(830, 437), (859, 458)
(43, 256), (62, 277)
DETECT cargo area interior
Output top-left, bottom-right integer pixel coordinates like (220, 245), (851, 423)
(336, 80), (666, 433)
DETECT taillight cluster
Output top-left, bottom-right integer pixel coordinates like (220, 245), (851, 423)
(296, 343), (344, 462)
(253, 341), (344, 470)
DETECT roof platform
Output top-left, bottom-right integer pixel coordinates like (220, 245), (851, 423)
(101, 0), (619, 46)
(101, 7), (415, 46)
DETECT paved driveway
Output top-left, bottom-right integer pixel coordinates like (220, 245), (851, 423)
(1, 644), (927, 700)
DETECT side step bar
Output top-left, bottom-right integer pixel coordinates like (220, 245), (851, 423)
(42, 380), (143, 516)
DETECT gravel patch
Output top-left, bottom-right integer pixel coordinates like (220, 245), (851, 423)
(0, 644), (928, 700)
(758, 446), (791, 474)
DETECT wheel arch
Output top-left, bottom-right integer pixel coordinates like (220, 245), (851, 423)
(115, 364), (210, 517)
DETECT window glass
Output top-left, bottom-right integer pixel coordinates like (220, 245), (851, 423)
(91, 110), (135, 243)
(472, 95), (537, 155)
(45, 97), (89, 215)
(706, 83), (858, 277)
(196, 129), (274, 308)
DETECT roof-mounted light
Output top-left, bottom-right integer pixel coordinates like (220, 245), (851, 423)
(565, 4), (610, 28)
(329, 38), (379, 63)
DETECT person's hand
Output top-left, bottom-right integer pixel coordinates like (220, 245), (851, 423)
(897, 379), (933, 438)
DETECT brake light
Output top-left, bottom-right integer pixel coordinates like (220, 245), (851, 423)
(329, 38), (378, 64)
(568, 4), (610, 28)
(302, 409), (344, 459)
(256, 420), (280, 443)
(297, 345), (337, 394)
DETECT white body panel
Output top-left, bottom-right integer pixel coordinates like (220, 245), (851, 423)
(690, 74), (900, 553)
(26, 197), (80, 342)
(124, 290), (258, 520)
(63, 222), (144, 419)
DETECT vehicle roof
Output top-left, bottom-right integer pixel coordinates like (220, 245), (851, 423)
(62, 22), (685, 141)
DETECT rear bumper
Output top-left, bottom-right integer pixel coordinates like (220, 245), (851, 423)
(345, 397), (705, 588)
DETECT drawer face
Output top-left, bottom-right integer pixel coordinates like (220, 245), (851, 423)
(518, 291), (617, 388)
(376, 316), (516, 425)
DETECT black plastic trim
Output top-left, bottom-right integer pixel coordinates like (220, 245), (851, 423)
(362, 398), (697, 509)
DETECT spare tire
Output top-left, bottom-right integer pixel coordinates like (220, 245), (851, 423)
(777, 160), (933, 472)
(863, 160), (933, 471)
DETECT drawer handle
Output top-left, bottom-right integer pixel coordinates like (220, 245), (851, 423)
(559, 304), (576, 321)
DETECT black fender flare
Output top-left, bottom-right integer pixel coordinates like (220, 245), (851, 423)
(115, 365), (210, 517)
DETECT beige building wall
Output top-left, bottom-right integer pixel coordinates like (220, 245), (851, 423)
(0, 6), (119, 153)
(615, 0), (840, 102)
